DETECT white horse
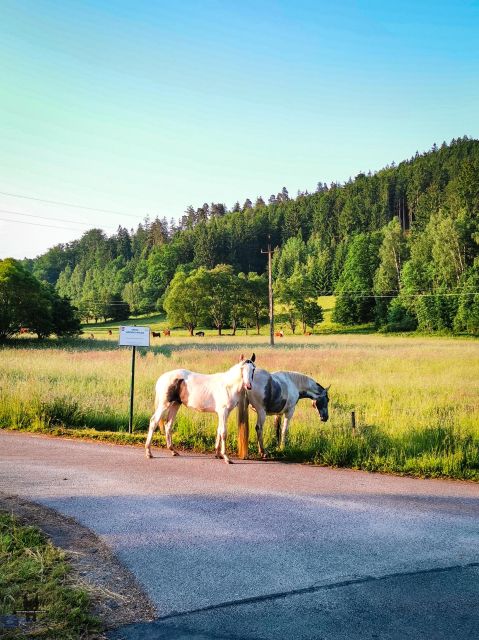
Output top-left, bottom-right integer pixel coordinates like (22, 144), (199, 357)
(246, 368), (329, 457)
(145, 354), (256, 464)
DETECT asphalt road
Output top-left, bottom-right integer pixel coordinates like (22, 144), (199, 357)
(1, 431), (478, 639)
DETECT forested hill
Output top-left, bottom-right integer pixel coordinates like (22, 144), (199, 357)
(24, 136), (479, 333)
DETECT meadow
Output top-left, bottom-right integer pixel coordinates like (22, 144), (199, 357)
(1, 332), (478, 480)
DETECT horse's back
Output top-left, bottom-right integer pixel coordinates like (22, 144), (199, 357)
(154, 369), (221, 412)
(247, 368), (290, 415)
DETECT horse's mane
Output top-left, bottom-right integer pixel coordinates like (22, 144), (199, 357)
(274, 371), (318, 391)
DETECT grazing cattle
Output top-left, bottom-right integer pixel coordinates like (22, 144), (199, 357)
(145, 354), (256, 464)
(274, 330), (284, 337)
(246, 369), (330, 456)
(163, 329), (171, 336)
(152, 331), (161, 338)
(196, 331), (205, 337)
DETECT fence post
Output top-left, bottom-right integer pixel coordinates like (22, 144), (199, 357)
(351, 411), (356, 434)
(238, 389), (249, 459)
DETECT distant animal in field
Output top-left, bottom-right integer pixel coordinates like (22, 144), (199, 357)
(152, 331), (161, 338)
(246, 369), (329, 456)
(88, 333), (95, 340)
(163, 329), (171, 336)
(305, 331), (312, 336)
(19, 327), (28, 334)
(274, 330), (284, 337)
(195, 331), (205, 337)
(108, 329), (112, 336)
(145, 354), (256, 464)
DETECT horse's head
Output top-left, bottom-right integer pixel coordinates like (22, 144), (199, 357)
(239, 353), (256, 390)
(313, 384), (330, 422)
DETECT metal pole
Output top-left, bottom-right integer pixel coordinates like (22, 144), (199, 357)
(268, 242), (275, 347)
(128, 346), (136, 434)
(261, 237), (275, 346)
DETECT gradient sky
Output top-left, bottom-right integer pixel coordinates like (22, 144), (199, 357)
(1, 0), (478, 259)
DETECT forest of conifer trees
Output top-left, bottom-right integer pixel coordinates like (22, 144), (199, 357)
(20, 137), (479, 335)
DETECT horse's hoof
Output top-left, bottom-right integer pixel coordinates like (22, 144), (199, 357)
(224, 458), (232, 465)
(261, 452), (269, 460)
(145, 451), (152, 459)
(171, 451), (179, 457)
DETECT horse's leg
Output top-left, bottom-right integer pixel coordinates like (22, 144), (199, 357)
(280, 410), (295, 449)
(165, 403), (180, 456)
(214, 429), (221, 458)
(216, 408), (232, 464)
(145, 405), (166, 458)
(254, 408), (267, 459)
(274, 415), (281, 447)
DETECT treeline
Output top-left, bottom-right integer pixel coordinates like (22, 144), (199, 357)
(0, 259), (80, 340)
(23, 136), (479, 334)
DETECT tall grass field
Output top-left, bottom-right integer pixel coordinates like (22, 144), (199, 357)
(1, 334), (478, 480)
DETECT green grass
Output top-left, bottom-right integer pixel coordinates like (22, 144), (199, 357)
(82, 297), (363, 339)
(1, 334), (478, 480)
(0, 513), (101, 639)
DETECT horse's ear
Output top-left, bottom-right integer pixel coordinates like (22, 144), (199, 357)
(326, 384), (331, 391)
(251, 353), (256, 363)
(239, 353), (244, 361)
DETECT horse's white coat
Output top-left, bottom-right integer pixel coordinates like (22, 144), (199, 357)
(145, 356), (256, 464)
(246, 369), (329, 456)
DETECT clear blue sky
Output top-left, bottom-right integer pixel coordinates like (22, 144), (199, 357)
(1, 0), (478, 259)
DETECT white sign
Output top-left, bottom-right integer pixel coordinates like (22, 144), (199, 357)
(119, 326), (150, 347)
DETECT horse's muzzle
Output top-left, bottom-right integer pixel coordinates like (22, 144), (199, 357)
(245, 383), (252, 390)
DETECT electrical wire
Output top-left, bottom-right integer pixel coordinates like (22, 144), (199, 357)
(0, 189), (141, 218)
(0, 208), (117, 229)
(0, 217), (117, 233)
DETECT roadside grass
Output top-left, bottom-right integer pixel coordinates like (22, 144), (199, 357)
(1, 335), (478, 480)
(0, 512), (101, 639)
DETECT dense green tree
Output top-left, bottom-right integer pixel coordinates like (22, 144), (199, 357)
(163, 268), (210, 335)
(276, 266), (317, 334)
(0, 259), (80, 340)
(203, 264), (235, 335)
(454, 264), (479, 334)
(122, 282), (144, 315)
(374, 218), (409, 326)
(240, 272), (268, 334)
(333, 233), (382, 324)
(303, 300), (324, 333)
(0, 259), (46, 340)
(305, 235), (333, 295)
(272, 234), (307, 280)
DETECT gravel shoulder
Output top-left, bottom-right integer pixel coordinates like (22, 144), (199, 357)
(0, 492), (156, 633)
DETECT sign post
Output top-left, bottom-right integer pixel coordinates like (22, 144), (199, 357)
(119, 326), (150, 433)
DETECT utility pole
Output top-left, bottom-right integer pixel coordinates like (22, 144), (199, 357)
(261, 236), (275, 346)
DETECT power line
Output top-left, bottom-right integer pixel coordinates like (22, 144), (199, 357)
(0, 217), (116, 233)
(0, 189), (142, 219)
(0, 208), (106, 228)
(330, 291), (478, 297)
